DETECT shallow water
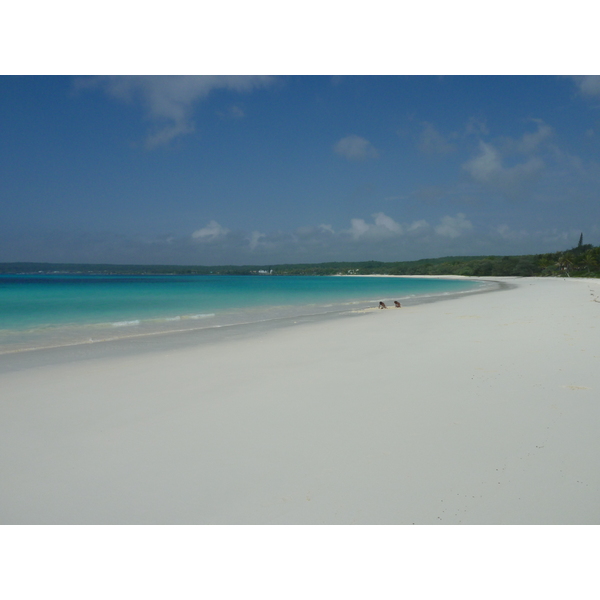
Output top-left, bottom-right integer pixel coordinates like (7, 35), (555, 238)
(0, 274), (485, 353)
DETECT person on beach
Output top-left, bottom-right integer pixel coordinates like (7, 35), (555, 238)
(394, 301), (401, 308)
(379, 302), (387, 309)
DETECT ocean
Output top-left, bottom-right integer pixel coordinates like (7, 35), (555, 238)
(0, 274), (486, 353)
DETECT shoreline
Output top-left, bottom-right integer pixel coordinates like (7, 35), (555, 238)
(2, 276), (599, 524)
(337, 273), (473, 278)
(0, 276), (497, 366)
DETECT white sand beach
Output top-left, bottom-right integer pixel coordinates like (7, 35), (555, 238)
(1, 277), (599, 524)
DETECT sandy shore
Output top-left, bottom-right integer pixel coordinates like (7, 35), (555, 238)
(1, 277), (599, 524)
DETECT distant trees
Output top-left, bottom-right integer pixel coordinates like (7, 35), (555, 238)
(268, 244), (600, 278)
(1, 238), (599, 278)
(536, 243), (600, 278)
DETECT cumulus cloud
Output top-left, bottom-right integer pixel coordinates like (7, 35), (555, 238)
(79, 76), (274, 147)
(457, 119), (594, 205)
(334, 135), (379, 160)
(407, 219), (429, 233)
(463, 142), (502, 182)
(517, 121), (553, 153)
(463, 122), (551, 185)
(463, 141), (544, 189)
(7, 216), (585, 267)
(347, 212), (403, 240)
(463, 142), (503, 182)
(194, 213), (474, 261)
(418, 122), (455, 154)
(248, 231), (266, 250)
(192, 220), (230, 242)
(146, 122), (195, 147)
(434, 213), (473, 238)
(373, 212), (403, 233)
(572, 75), (600, 97)
(348, 218), (371, 239)
(504, 156), (545, 184)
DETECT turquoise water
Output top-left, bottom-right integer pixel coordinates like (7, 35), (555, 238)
(0, 274), (484, 352)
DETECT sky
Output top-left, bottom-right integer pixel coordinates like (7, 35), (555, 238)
(1, 74), (600, 266)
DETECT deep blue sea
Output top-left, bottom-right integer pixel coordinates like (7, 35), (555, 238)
(0, 274), (485, 353)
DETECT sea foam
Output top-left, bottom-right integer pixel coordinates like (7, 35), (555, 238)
(111, 320), (141, 327)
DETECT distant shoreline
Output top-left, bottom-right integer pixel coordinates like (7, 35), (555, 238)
(0, 276), (496, 369)
(1, 241), (598, 279)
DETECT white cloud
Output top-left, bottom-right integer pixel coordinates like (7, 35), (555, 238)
(334, 135), (379, 161)
(348, 218), (371, 239)
(374, 212), (403, 233)
(146, 121), (195, 147)
(347, 212), (403, 240)
(463, 141), (544, 188)
(435, 213), (473, 238)
(81, 76), (274, 147)
(318, 224), (335, 234)
(463, 142), (503, 182)
(505, 156), (544, 181)
(248, 231), (266, 250)
(418, 122), (455, 154)
(11, 218), (589, 267)
(192, 220), (229, 241)
(517, 121), (553, 153)
(572, 75), (600, 97)
(462, 123), (551, 194)
(407, 219), (430, 233)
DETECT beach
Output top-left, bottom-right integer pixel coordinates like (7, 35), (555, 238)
(1, 276), (599, 524)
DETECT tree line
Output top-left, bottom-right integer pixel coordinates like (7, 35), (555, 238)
(1, 239), (599, 278)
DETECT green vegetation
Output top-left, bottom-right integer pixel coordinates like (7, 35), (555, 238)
(2, 239), (599, 278)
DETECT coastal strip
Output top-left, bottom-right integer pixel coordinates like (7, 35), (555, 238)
(0, 276), (494, 363)
(1, 277), (599, 524)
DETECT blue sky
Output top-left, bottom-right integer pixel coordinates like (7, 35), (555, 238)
(1, 75), (600, 265)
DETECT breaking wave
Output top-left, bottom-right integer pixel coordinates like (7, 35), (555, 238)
(111, 320), (141, 327)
